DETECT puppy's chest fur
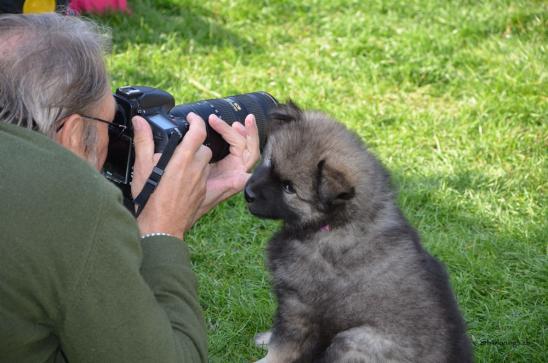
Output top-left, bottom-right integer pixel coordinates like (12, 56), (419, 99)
(264, 225), (430, 327)
(266, 228), (362, 302)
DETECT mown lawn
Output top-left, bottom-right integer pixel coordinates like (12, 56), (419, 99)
(96, 0), (546, 361)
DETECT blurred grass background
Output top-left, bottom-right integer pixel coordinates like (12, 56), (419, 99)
(94, 0), (546, 361)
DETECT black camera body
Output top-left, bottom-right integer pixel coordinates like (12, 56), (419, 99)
(102, 86), (184, 186)
(103, 86), (277, 189)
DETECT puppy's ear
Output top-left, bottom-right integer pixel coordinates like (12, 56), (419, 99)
(268, 100), (302, 131)
(316, 159), (355, 207)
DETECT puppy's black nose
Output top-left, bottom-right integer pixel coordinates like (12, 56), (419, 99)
(244, 185), (255, 203)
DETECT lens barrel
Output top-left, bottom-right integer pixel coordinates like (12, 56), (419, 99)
(170, 91), (278, 161)
(105, 87), (278, 188)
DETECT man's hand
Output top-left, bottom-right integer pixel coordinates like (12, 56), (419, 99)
(193, 114), (260, 221)
(131, 113), (212, 240)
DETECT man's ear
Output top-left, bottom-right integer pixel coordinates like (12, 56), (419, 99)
(316, 159), (355, 207)
(56, 114), (86, 159)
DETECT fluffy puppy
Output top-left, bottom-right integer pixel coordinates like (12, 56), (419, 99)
(244, 103), (473, 363)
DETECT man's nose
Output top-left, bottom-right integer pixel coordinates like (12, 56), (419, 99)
(244, 185), (255, 203)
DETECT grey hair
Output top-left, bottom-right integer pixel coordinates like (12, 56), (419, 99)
(0, 13), (111, 161)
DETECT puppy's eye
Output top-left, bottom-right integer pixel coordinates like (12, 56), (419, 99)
(281, 180), (296, 194)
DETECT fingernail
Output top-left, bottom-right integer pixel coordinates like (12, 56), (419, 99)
(132, 117), (143, 130)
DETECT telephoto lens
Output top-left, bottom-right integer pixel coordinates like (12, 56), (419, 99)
(104, 86), (279, 189)
(170, 92), (278, 162)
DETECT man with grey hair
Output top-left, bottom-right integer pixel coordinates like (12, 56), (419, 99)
(0, 13), (260, 362)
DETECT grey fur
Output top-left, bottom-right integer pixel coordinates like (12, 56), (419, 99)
(245, 103), (473, 363)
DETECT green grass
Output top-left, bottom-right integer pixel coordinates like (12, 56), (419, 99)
(95, 0), (546, 361)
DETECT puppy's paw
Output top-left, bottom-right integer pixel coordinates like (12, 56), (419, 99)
(254, 331), (272, 348)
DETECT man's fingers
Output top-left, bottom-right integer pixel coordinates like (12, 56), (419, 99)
(209, 114), (246, 148)
(132, 116), (154, 166)
(244, 114), (259, 148)
(196, 144), (213, 165)
(244, 114), (260, 169)
(208, 114), (260, 164)
(178, 112), (208, 155)
(169, 113), (211, 169)
(232, 121), (247, 138)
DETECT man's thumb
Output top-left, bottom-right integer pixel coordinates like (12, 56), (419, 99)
(132, 116), (154, 164)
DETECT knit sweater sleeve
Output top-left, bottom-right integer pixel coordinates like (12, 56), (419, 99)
(58, 188), (207, 362)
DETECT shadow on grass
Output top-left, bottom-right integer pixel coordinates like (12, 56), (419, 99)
(95, 0), (260, 55)
(391, 170), (545, 362)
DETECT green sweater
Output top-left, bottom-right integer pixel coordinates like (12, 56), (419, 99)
(0, 123), (207, 362)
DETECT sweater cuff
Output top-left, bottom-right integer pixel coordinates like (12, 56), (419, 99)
(139, 235), (192, 268)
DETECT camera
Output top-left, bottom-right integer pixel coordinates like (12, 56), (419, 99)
(102, 86), (278, 188)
